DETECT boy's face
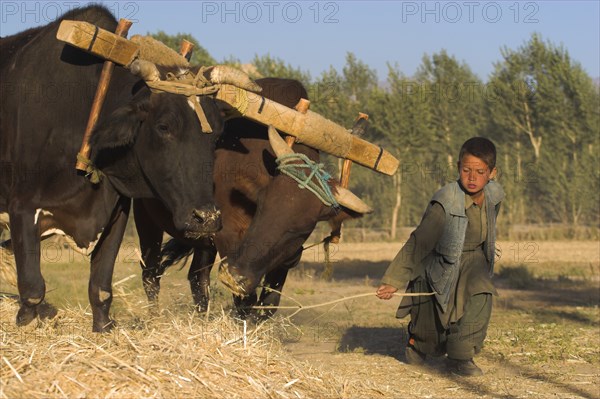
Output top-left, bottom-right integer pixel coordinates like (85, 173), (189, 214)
(458, 154), (497, 196)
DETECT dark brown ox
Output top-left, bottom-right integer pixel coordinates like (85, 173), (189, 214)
(134, 78), (371, 316)
(0, 6), (229, 331)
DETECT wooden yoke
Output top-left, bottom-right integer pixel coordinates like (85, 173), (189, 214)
(215, 85), (398, 175)
(74, 19), (133, 174)
(330, 113), (369, 244)
(179, 39), (194, 61)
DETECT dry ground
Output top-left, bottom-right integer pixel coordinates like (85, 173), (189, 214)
(1, 240), (599, 398)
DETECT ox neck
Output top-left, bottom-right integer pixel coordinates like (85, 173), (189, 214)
(97, 150), (154, 199)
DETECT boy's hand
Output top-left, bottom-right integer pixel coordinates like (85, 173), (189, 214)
(376, 284), (398, 300)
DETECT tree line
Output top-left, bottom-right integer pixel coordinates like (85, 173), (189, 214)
(154, 32), (599, 240)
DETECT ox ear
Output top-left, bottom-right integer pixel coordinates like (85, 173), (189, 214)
(90, 98), (150, 154)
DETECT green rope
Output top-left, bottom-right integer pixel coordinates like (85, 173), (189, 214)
(275, 153), (339, 209)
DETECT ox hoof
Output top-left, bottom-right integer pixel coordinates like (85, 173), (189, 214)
(37, 301), (58, 321)
(92, 319), (116, 333)
(16, 305), (37, 326)
(254, 309), (275, 321)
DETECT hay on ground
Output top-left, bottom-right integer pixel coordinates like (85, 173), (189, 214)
(0, 297), (377, 398)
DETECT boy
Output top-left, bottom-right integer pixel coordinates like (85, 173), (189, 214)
(376, 137), (504, 377)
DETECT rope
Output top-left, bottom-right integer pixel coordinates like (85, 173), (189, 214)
(76, 153), (104, 183)
(250, 291), (435, 318)
(145, 80), (220, 97)
(276, 153), (339, 209)
(144, 67), (221, 133)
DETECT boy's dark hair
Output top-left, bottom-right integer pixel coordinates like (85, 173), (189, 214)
(458, 137), (496, 169)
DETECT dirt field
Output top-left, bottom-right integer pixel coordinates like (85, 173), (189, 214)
(1, 240), (599, 398)
(282, 240), (600, 398)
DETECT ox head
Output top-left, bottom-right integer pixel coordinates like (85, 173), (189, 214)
(218, 126), (372, 297)
(88, 61), (237, 238)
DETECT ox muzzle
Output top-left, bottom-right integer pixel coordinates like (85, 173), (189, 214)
(184, 205), (222, 239)
(218, 260), (257, 297)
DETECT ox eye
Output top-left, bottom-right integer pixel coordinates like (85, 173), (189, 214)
(156, 123), (169, 134)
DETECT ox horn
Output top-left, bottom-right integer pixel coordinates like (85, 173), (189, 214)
(333, 186), (373, 214)
(268, 126), (373, 214)
(204, 65), (262, 93)
(129, 59), (161, 82)
(268, 125), (293, 157)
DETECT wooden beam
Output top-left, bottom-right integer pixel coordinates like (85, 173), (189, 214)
(74, 19), (133, 174)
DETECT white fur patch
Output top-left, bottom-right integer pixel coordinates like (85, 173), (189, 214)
(40, 228), (103, 256)
(25, 297), (43, 305)
(34, 208), (53, 225)
(0, 225), (104, 288)
(41, 228), (65, 238)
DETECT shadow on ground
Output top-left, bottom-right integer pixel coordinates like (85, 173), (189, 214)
(337, 325), (406, 359)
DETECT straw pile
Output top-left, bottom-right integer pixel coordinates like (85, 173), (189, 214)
(0, 295), (370, 398)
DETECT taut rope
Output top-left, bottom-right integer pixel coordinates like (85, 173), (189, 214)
(250, 290), (434, 318)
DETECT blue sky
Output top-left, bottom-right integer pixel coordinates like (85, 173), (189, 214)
(1, 1), (599, 81)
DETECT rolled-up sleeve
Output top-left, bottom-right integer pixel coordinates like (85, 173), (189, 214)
(381, 202), (445, 289)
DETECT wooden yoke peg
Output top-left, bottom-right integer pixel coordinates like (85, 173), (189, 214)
(75, 18), (133, 174)
(286, 98), (311, 147)
(339, 112), (369, 188)
(179, 39), (194, 61)
(331, 112), (369, 244)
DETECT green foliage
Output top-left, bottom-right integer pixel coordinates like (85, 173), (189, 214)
(149, 30), (216, 66)
(250, 54), (311, 84)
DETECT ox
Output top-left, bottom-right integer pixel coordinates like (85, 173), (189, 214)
(0, 6), (232, 331)
(134, 78), (372, 317)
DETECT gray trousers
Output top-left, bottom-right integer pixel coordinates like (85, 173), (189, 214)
(408, 277), (492, 360)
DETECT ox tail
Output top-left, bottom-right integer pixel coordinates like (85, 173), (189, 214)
(160, 238), (194, 270)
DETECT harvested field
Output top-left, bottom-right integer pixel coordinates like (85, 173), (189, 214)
(1, 240), (599, 398)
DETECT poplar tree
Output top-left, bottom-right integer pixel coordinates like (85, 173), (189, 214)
(488, 33), (599, 226)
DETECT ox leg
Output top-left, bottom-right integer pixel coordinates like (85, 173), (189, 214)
(133, 200), (163, 305)
(188, 244), (217, 312)
(233, 292), (258, 319)
(256, 268), (290, 319)
(9, 206), (55, 326)
(89, 198), (130, 332)
(256, 251), (302, 319)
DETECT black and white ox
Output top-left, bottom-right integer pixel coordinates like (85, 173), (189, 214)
(134, 78), (372, 317)
(0, 6), (256, 331)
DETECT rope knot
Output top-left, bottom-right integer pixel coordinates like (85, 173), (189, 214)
(275, 153), (339, 210)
